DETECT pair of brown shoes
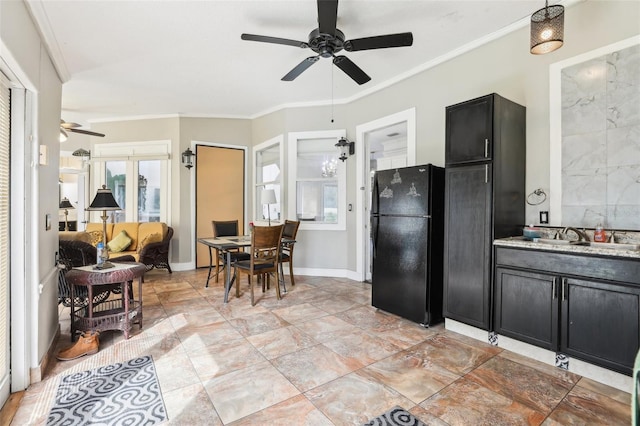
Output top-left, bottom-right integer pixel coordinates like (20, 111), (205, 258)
(56, 330), (100, 361)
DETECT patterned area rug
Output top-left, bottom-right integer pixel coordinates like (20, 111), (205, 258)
(47, 355), (167, 426)
(363, 406), (427, 426)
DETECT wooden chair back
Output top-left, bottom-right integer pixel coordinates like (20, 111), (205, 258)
(212, 220), (239, 238)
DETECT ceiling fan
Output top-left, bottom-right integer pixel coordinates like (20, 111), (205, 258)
(241, 0), (413, 85)
(60, 119), (105, 141)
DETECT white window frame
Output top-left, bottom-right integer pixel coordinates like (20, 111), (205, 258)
(91, 140), (171, 223)
(288, 130), (347, 231)
(253, 134), (283, 224)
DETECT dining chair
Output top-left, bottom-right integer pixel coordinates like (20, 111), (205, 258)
(280, 220), (300, 287)
(235, 224), (284, 306)
(212, 219), (250, 283)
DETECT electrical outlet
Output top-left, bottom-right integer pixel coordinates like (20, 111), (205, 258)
(540, 211), (549, 224)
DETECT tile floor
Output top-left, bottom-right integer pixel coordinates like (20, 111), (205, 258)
(13, 269), (632, 425)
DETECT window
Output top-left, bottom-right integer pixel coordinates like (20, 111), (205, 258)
(253, 135), (283, 223)
(92, 141), (170, 223)
(288, 130), (346, 230)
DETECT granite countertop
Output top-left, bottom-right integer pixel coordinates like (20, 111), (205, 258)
(494, 236), (640, 260)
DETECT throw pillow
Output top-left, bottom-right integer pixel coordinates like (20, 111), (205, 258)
(137, 232), (163, 254)
(87, 230), (103, 247)
(107, 230), (132, 253)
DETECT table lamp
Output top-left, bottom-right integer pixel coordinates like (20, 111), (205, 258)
(261, 189), (277, 226)
(59, 198), (74, 231)
(86, 185), (121, 268)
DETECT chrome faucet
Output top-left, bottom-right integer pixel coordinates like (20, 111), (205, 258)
(561, 227), (590, 242)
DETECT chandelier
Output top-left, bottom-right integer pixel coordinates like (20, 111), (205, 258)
(322, 158), (338, 178)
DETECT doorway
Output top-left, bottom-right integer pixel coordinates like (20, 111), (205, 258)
(195, 145), (246, 268)
(355, 108), (417, 282)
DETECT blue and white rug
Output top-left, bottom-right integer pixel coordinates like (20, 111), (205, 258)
(363, 406), (427, 426)
(47, 355), (167, 426)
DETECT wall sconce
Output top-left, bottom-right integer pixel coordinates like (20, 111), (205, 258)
(335, 137), (355, 162)
(182, 148), (195, 169)
(59, 129), (68, 143)
(530, 0), (564, 55)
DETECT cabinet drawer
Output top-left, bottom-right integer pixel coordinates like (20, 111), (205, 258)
(495, 247), (640, 286)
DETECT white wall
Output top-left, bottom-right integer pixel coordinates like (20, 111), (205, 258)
(1, 0), (63, 386)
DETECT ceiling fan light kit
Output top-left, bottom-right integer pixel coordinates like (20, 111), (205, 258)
(241, 0), (413, 85)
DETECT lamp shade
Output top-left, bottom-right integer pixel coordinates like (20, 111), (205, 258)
(59, 198), (74, 209)
(86, 185), (120, 210)
(261, 188), (277, 205)
(530, 1), (564, 54)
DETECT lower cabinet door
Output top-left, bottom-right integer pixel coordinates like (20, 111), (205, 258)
(561, 277), (640, 376)
(495, 267), (559, 349)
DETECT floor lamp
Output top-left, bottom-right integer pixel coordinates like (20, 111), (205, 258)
(59, 198), (74, 231)
(261, 189), (277, 226)
(86, 185), (121, 268)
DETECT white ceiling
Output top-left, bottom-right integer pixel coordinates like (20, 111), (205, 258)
(26, 0), (561, 125)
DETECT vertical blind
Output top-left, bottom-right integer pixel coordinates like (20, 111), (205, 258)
(0, 71), (10, 379)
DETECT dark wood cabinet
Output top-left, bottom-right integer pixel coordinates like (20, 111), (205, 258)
(443, 164), (492, 328)
(445, 95), (493, 164)
(495, 245), (640, 376)
(561, 277), (640, 375)
(494, 267), (559, 349)
(443, 93), (526, 330)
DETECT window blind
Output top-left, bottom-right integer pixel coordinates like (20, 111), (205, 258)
(0, 71), (11, 379)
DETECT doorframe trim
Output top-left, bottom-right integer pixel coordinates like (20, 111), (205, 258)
(355, 108), (417, 281)
(189, 141), (248, 267)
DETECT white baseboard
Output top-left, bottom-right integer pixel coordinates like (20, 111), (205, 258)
(444, 319), (632, 393)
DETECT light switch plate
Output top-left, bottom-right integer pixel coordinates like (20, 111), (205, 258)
(39, 145), (48, 165)
(540, 211), (549, 224)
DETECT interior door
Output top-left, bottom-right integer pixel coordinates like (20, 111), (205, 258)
(195, 145), (245, 268)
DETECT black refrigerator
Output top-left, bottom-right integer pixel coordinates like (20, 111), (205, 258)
(371, 164), (445, 326)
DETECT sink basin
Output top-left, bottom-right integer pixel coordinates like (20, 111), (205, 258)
(588, 242), (640, 250)
(532, 238), (587, 246)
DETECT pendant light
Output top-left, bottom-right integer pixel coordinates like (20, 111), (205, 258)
(530, 0), (564, 55)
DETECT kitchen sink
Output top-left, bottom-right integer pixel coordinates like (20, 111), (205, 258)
(588, 241), (640, 250)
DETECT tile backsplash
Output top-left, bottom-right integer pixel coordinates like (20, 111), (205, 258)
(561, 43), (640, 230)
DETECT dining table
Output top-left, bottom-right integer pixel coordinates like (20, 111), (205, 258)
(198, 235), (295, 303)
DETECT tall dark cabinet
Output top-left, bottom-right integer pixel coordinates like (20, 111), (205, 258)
(443, 93), (526, 330)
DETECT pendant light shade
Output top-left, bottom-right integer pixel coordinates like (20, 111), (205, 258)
(530, 1), (564, 55)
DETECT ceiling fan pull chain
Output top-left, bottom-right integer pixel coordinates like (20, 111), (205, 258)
(331, 64), (334, 123)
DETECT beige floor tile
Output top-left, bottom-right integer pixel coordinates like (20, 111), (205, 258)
(305, 370), (416, 426)
(246, 325), (317, 360)
(204, 361), (300, 424)
(271, 344), (364, 392)
(13, 271), (629, 426)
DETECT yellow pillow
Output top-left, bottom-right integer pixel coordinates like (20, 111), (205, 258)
(87, 230), (103, 247)
(107, 230), (132, 253)
(137, 232), (163, 253)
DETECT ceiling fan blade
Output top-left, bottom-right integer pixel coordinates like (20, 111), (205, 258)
(333, 56), (370, 85)
(282, 56), (320, 81)
(317, 0), (338, 36)
(345, 32), (414, 52)
(68, 128), (105, 137)
(241, 33), (308, 48)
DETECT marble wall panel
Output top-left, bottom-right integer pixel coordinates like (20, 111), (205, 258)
(562, 169), (607, 206)
(607, 165), (640, 205)
(562, 132), (606, 171)
(607, 125), (640, 167)
(561, 44), (640, 229)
